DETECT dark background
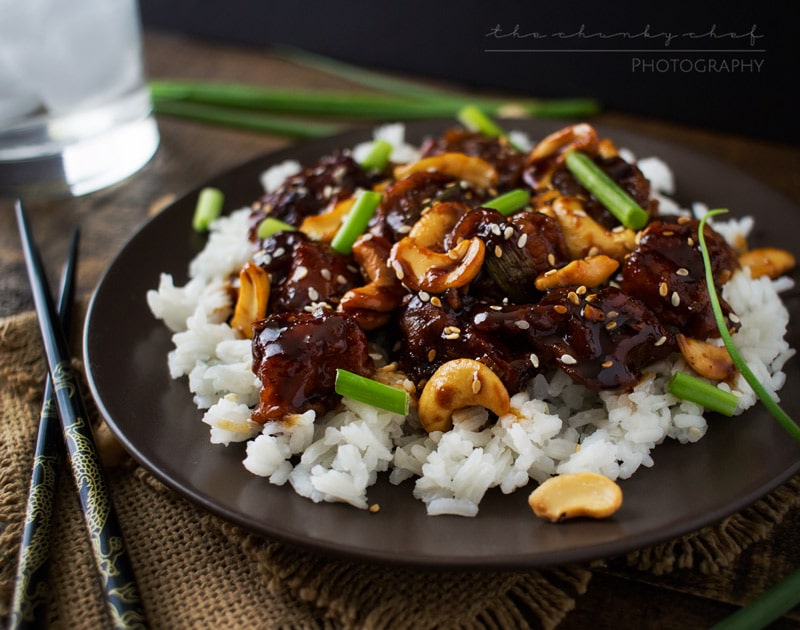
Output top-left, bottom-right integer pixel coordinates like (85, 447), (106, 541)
(139, 1), (796, 145)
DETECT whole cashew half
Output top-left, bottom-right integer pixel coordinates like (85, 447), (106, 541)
(418, 358), (511, 433)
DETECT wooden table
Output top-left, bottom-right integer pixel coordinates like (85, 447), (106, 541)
(1, 30), (798, 628)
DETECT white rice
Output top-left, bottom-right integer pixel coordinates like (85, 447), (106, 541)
(147, 130), (795, 517)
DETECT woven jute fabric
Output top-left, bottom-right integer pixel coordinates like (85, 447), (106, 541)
(1, 311), (797, 629)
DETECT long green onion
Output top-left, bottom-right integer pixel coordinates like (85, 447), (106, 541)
(256, 217), (296, 240)
(192, 187), (224, 232)
(482, 189), (531, 216)
(335, 369), (410, 415)
(330, 190), (382, 255)
(666, 371), (739, 416)
(565, 151), (650, 230)
(698, 209), (800, 442)
(359, 139), (393, 172)
(153, 100), (340, 138)
(150, 81), (601, 123)
(273, 46), (602, 118)
(710, 567), (800, 630)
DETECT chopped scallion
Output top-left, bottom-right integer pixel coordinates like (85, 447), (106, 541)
(457, 104), (508, 137)
(565, 151), (650, 230)
(330, 190), (382, 255)
(666, 371), (738, 416)
(359, 139), (393, 172)
(482, 189), (531, 216)
(192, 187), (224, 232)
(334, 369), (410, 415)
(698, 209), (800, 442)
(256, 217), (296, 240)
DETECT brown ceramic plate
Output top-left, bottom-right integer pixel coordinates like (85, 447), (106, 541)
(84, 119), (800, 568)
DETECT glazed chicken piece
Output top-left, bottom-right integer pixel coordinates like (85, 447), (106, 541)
(251, 310), (374, 423)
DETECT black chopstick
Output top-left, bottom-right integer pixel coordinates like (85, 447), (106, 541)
(9, 227), (79, 630)
(14, 201), (148, 630)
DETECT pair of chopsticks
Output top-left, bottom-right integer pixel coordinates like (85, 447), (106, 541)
(11, 201), (148, 630)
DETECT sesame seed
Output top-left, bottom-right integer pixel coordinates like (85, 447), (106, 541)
(472, 378), (482, 394)
(654, 336), (667, 346)
(588, 246), (600, 257)
(308, 287), (320, 301)
(396, 224), (411, 234)
(574, 209), (587, 217)
(607, 310), (619, 319)
(729, 313), (741, 324)
(554, 304), (568, 314)
(294, 266), (309, 280)
(392, 262), (405, 280)
(336, 274), (348, 285)
(601, 360), (613, 368)
(427, 349), (437, 362)
(605, 321), (617, 331)
(687, 237), (695, 246)
(677, 215), (691, 224)
(418, 291), (431, 302)
(369, 504), (380, 513)
(659, 282), (669, 297)
(430, 296), (442, 307)
(474, 312), (488, 324)
(490, 305), (502, 311)
(567, 291), (580, 305)
(443, 325), (462, 335)
(530, 353), (540, 368)
(515, 320), (530, 330)
(517, 233), (528, 248)
(612, 225), (625, 233)
(576, 285), (587, 295)
(663, 230), (674, 236)
(491, 223), (502, 236)
(443, 332), (460, 340)
(503, 226), (514, 240)
(671, 291), (681, 307)
(273, 247), (286, 258)
(320, 268), (332, 281)
(544, 269), (557, 277)
(494, 245), (503, 258)
(676, 267), (689, 276)
(547, 253), (556, 266)
(560, 353), (577, 365)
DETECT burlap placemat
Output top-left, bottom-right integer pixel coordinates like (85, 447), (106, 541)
(1, 311), (797, 629)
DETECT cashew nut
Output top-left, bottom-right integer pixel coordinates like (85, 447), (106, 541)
(389, 236), (485, 293)
(535, 255), (620, 291)
(230, 262), (271, 338)
(300, 197), (355, 242)
(417, 358), (510, 433)
(528, 123), (599, 162)
(676, 333), (735, 381)
(338, 234), (406, 330)
(528, 472), (623, 523)
(540, 196), (636, 261)
(393, 152), (499, 190)
(739, 247), (796, 280)
(408, 202), (469, 248)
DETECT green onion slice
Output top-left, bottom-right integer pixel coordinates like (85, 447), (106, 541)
(256, 217), (296, 240)
(359, 139), (393, 172)
(334, 369), (410, 415)
(330, 190), (383, 255)
(565, 151), (650, 230)
(457, 104), (507, 137)
(482, 189), (531, 216)
(192, 187), (225, 232)
(698, 209), (800, 442)
(666, 371), (738, 416)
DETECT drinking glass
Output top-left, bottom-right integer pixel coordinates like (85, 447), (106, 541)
(0, 0), (159, 198)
